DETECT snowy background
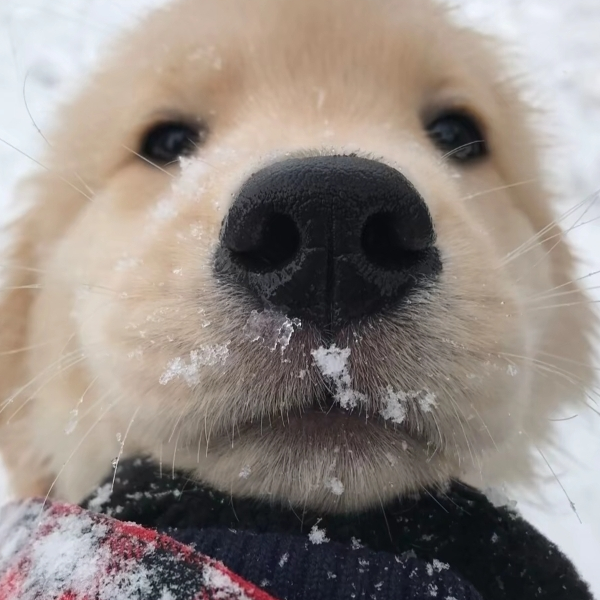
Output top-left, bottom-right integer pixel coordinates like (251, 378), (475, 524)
(0, 0), (599, 595)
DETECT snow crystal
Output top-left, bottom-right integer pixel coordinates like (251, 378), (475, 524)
(308, 523), (329, 545)
(244, 309), (301, 352)
(432, 559), (450, 572)
(351, 537), (363, 550)
(380, 387), (437, 422)
(278, 553), (289, 567)
(87, 483), (113, 513)
(238, 466), (252, 479)
(485, 487), (518, 511)
(380, 387), (408, 424)
(324, 477), (345, 496)
(491, 532), (499, 543)
(159, 343), (230, 386)
(311, 345), (366, 410)
(202, 563), (255, 599)
(0, 503), (34, 570)
(312, 345), (351, 378)
(427, 559), (450, 576)
(418, 392), (438, 413)
(172, 156), (209, 201)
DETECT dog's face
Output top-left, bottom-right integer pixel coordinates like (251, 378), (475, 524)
(0, 0), (593, 510)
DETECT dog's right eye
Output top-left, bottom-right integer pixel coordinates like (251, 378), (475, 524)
(426, 111), (488, 162)
(139, 121), (204, 165)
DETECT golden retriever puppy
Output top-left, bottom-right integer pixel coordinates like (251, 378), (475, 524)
(0, 0), (594, 512)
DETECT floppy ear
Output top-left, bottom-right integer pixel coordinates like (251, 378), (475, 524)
(0, 180), (42, 427)
(0, 153), (96, 414)
(0, 168), (91, 495)
(0, 177), (48, 494)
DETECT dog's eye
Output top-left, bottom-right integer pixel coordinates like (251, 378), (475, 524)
(426, 112), (487, 162)
(139, 121), (204, 164)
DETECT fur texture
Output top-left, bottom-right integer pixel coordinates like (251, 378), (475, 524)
(0, 0), (594, 511)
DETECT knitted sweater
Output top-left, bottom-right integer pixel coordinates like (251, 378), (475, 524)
(79, 457), (592, 600)
(0, 457), (592, 599)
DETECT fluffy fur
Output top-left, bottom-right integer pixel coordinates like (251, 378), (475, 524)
(0, 0), (594, 511)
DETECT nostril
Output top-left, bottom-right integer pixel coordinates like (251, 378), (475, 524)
(361, 211), (434, 269)
(227, 212), (301, 272)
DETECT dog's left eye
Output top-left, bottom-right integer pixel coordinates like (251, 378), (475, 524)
(139, 121), (204, 164)
(426, 112), (488, 162)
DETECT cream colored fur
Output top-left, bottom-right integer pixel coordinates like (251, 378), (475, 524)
(0, 0), (594, 512)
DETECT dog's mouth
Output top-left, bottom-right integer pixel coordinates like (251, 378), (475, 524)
(236, 390), (435, 451)
(293, 397), (372, 428)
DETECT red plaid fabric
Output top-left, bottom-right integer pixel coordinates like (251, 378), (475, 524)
(0, 499), (279, 600)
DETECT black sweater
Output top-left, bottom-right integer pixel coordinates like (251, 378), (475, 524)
(82, 457), (593, 600)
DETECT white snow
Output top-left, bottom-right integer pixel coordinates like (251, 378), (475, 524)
(351, 537), (363, 550)
(159, 344), (230, 386)
(278, 552), (289, 567)
(308, 522), (330, 545)
(380, 388), (438, 423)
(484, 487), (519, 512)
(312, 344), (367, 409)
(201, 563), (257, 600)
(244, 309), (301, 352)
(432, 559), (450, 573)
(238, 465), (252, 479)
(1, 500), (258, 599)
(324, 476), (345, 496)
(87, 483), (113, 514)
(312, 345), (352, 379)
(1, 0), (600, 596)
(0, 505), (161, 599)
(380, 387), (409, 424)
(173, 156), (210, 201)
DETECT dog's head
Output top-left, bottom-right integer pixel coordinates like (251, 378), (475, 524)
(0, 0), (593, 510)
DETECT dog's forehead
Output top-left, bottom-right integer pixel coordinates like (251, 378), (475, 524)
(51, 0), (504, 184)
(125, 0), (480, 92)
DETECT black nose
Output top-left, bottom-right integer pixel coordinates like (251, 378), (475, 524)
(214, 155), (441, 331)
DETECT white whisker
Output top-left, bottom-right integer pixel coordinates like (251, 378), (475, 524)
(111, 406), (141, 491)
(0, 135), (93, 202)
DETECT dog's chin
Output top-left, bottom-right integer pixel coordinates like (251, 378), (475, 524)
(170, 393), (455, 513)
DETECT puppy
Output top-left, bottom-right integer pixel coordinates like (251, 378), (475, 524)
(0, 0), (594, 512)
